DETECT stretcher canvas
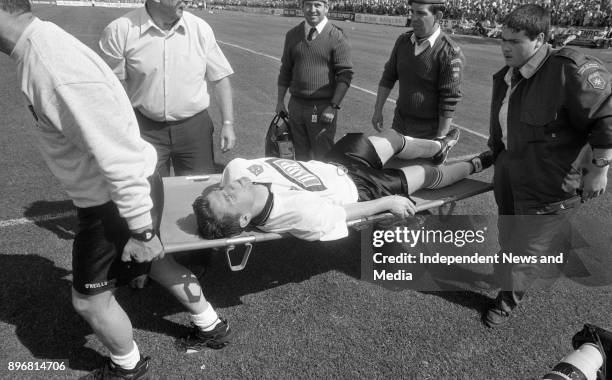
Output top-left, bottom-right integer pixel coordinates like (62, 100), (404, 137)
(160, 175), (493, 254)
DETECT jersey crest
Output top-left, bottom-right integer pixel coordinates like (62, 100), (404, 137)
(247, 164), (264, 176)
(265, 158), (327, 191)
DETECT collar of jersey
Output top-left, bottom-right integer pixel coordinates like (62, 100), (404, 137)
(250, 182), (274, 226)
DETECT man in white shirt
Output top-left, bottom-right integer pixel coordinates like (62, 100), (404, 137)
(100, 0), (236, 176)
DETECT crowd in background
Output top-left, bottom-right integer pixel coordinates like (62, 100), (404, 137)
(206, 0), (612, 28)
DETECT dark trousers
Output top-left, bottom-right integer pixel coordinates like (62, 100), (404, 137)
(135, 109), (216, 176)
(288, 97), (337, 161)
(492, 151), (577, 310)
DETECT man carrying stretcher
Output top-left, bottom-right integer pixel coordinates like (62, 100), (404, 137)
(193, 129), (492, 241)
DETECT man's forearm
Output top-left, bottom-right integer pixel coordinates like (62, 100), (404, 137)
(214, 77), (234, 122)
(331, 81), (350, 106)
(277, 85), (288, 105)
(437, 116), (453, 138)
(374, 86), (392, 112)
(343, 198), (391, 221)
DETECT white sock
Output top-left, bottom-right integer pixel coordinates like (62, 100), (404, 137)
(424, 162), (472, 189)
(110, 341), (140, 370)
(396, 136), (441, 160)
(190, 304), (220, 332)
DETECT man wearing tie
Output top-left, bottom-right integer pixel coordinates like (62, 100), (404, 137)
(276, 0), (354, 160)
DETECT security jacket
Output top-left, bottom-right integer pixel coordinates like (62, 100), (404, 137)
(488, 45), (612, 212)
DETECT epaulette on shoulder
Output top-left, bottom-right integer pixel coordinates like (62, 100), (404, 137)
(553, 47), (588, 65)
(331, 23), (343, 32)
(554, 46), (604, 68)
(396, 30), (413, 43)
(330, 23), (348, 37)
(441, 34), (462, 54)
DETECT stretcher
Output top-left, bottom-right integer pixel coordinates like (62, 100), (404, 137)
(160, 175), (493, 271)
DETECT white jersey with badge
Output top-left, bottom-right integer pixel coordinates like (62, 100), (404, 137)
(222, 158), (359, 241)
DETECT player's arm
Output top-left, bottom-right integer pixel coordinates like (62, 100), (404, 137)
(343, 195), (416, 221)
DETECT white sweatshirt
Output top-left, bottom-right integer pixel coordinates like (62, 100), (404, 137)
(11, 18), (157, 229)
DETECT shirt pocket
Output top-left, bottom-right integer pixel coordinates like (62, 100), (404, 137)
(520, 106), (559, 157)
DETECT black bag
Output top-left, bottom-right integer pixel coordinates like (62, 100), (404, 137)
(265, 111), (295, 159)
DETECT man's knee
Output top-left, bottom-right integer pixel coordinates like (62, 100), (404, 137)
(373, 129), (404, 152)
(71, 288), (112, 319)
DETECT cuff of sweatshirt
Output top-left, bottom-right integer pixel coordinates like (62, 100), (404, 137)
(378, 79), (395, 90)
(277, 77), (291, 88)
(126, 211), (153, 231)
(336, 72), (353, 86)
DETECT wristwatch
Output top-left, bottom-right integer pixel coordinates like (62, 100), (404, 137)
(331, 103), (341, 110)
(131, 228), (156, 242)
(592, 157), (611, 168)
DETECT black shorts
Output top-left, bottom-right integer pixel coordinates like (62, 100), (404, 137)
(324, 133), (410, 201)
(72, 172), (164, 295)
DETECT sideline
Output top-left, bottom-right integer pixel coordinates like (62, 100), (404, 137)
(218, 40), (489, 140)
(0, 211), (76, 228)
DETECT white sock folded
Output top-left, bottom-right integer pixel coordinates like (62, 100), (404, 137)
(110, 341), (140, 370)
(396, 136), (441, 160)
(190, 304), (220, 332)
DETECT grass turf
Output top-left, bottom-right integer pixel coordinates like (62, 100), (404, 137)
(0, 5), (611, 379)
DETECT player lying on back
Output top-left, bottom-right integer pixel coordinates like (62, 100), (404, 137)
(193, 128), (493, 241)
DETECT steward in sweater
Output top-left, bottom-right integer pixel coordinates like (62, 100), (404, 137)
(276, 0), (353, 161)
(372, 0), (465, 144)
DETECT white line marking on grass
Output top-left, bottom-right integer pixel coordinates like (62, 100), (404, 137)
(219, 41), (282, 62)
(0, 211), (75, 228)
(218, 40), (488, 140)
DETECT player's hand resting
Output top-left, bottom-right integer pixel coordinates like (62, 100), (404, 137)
(386, 195), (417, 218)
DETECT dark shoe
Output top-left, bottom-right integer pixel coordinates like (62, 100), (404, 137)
(482, 294), (516, 328)
(470, 150), (494, 173)
(80, 356), (150, 380)
(432, 128), (460, 165)
(180, 319), (232, 353)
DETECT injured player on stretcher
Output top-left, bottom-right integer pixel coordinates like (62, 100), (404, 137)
(193, 128), (493, 241)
